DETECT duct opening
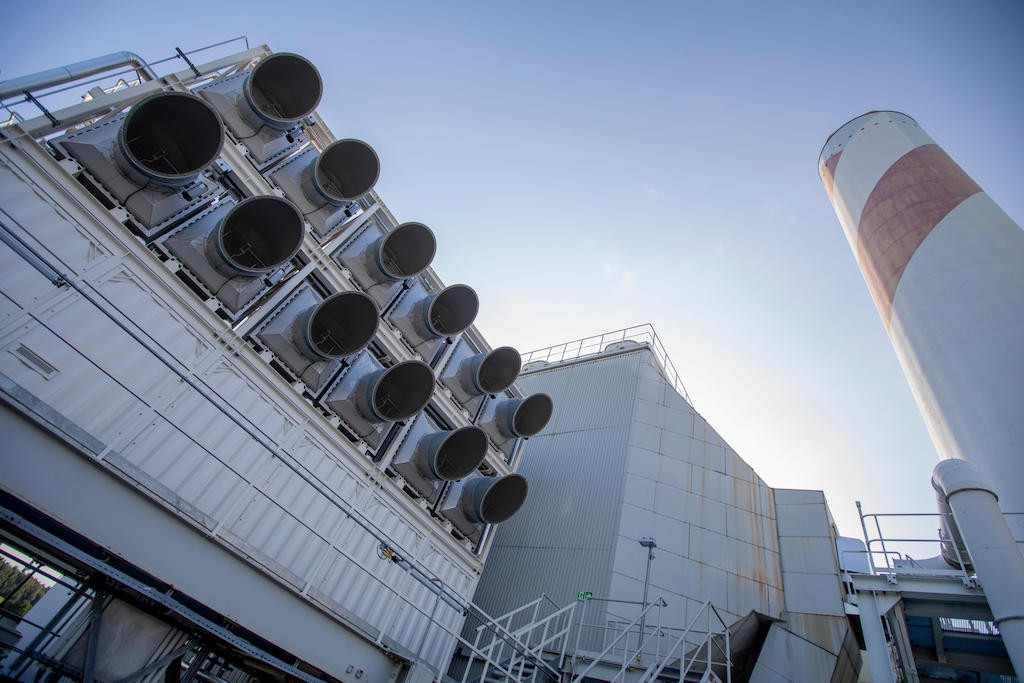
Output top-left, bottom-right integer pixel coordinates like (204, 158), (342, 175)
(476, 474), (528, 524)
(245, 53), (323, 128)
(369, 361), (434, 422)
(429, 427), (488, 481)
(476, 347), (521, 395)
(426, 285), (479, 337)
(377, 223), (436, 280)
(119, 92), (223, 185)
(313, 139), (380, 204)
(302, 292), (379, 359)
(211, 196), (304, 275)
(511, 393), (553, 437)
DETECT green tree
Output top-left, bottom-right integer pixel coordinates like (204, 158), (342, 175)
(0, 560), (49, 617)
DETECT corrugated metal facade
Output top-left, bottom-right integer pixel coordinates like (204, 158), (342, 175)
(473, 352), (641, 641)
(0, 66), (509, 675)
(473, 345), (786, 651)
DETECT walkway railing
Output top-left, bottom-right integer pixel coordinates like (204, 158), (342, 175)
(461, 594), (573, 683)
(636, 600), (731, 683)
(570, 597), (668, 683)
(520, 324), (692, 405)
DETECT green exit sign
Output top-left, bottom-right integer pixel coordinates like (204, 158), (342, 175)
(577, 591), (593, 600)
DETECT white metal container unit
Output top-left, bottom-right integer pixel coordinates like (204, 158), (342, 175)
(0, 44), (549, 680)
(819, 112), (1024, 523)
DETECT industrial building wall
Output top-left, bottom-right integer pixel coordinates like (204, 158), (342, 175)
(0, 46), (540, 680)
(0, 149), (469, 674)
(611, 352), (782, 628)
(473, 350), (642, 618)
(474, 345), (784, 640)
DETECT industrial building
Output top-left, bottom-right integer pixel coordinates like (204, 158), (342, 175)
(0, 41), (553, 681)
(0, 39), (1021, 683)
(464, 327), (861, 682)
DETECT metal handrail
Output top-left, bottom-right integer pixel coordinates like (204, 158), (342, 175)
(570, 597), (667, 683)
(476, 593), (559, 634)
(0, 36), (249, 104)
(520, 324), (692, 405)
(462, 596), (570, 683)
(1, 38), (259, 137)
(850, 505), (1024, 600)
(636, 600), (731, 683)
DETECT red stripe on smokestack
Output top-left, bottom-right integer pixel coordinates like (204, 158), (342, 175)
(856, 143), (981, 324)
(820, 151), (842, 200)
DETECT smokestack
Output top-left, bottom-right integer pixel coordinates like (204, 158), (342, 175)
(932, 459), (1024, 672)
(115, 92), (224, 187)
(204, 196), (304, 276)
(291, 291), (380, 361)
(931, 476), (972, 571)
(242, 52), (322, 130)
(819, 112), (1024, 517)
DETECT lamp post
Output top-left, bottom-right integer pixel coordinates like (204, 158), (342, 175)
(638, 537), (657, 657)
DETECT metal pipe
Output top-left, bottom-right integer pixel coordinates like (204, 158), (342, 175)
(0, 52), (156, 100)
(932, 476), (973, 572)
(820, 111), (1024, 520)
(932, 459), (1024, 674)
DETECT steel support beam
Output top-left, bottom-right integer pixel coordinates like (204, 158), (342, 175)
(856, 591), (896, 683)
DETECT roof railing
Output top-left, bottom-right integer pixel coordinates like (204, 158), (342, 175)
(520, 323), (692, 405)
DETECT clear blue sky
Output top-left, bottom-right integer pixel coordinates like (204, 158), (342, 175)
(3, 0), (1022, 541)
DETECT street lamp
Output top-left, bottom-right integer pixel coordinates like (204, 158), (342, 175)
(638, 537), (656, 657)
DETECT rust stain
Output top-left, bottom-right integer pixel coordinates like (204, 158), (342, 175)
(856, 144), (981, 325)
(820, 151), (843, 201)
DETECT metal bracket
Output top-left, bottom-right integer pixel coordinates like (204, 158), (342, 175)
(175, 47), (202, 78)
(23, 90), (59, 127)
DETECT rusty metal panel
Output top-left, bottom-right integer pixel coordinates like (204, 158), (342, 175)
(476, 346), (789, 636)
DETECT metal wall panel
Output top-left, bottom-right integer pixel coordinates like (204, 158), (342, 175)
(0, 55), (536, 677)
(474, 351), (642, 618)
(474, 347), (790, 644)
(0, 158), (483, 674)
(0, 161), (118, 276)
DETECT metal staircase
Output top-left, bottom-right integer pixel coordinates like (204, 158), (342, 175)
(456, 595), (731, 683)
(460, 594), (574, 683)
